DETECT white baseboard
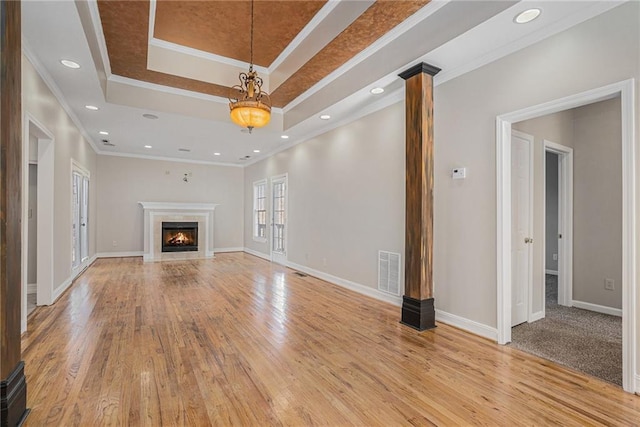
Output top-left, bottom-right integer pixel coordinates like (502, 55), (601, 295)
(572, 300), (622, 317)
(545, 269), (559, 275)
(27, 283), (37, 294)
(286, 260), (403, 307)
(52, 254), (98, 303)
(635, 374), (640, 394)
(97, 251), (143, 258)
(244, 247), (271, 261)
(435, 309), (498, 341)
(215, 247), (244, 253)
(529, 310), (545, 322)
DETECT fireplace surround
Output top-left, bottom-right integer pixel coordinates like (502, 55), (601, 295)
(139, 202), (218, 262)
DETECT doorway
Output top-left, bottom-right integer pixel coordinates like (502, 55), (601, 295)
(71, 162), (90, 272)
(22, 114), (55, 333)
(270, 174), (288, 266)
(496, 80), (636, 392)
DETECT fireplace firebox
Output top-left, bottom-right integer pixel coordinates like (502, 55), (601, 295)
(162, 222), (198, 252)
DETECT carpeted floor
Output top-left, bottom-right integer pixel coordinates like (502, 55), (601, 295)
(509, 275), (622, 386)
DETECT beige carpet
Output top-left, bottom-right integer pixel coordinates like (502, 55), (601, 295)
(509, 275), (622, 386)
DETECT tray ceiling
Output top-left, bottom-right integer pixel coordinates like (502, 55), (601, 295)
(97, 0), (429, 108)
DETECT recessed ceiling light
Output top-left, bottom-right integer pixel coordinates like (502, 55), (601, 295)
(144, 145), (152, 149)
(60, 59), (80, 69)
(320, 114), (331, 120)
(85, 105), (99, 111)
(281, 135), (289, 139)
(514, 8), (541, 24)
(253, 149), (260, 153)
(143, 113), (159, 120)
(214, 152), (221, 156)
(99, 131), (109, 135)
(370, 87), (384, 95)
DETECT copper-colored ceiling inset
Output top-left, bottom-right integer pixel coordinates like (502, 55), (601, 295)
(98, 0), (431, 109)
(98, 0), (230, 99)
(270, 0), (430, 107)
(154, 1), (327, 68)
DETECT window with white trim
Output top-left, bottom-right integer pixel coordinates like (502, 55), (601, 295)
(253, 180), (267, 241)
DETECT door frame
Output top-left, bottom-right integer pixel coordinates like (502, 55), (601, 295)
(22, 113), (56, 332)
(511, 130), (534, 326)
(71, 159), (91, 274)
(543, 141), (574, 309)
(270, 173), (288, 265)
(496, 79), (636, 393)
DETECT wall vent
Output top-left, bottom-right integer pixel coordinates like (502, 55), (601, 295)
(378, 251), (401, 296)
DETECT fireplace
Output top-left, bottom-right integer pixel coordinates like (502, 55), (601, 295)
(162, 222), (198, 252)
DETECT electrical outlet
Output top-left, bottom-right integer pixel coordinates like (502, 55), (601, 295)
(604, 278), (614, 291)
(322, 258), (327, 266)
(112, 240), (117, 247)
(552, 253), (558, 261)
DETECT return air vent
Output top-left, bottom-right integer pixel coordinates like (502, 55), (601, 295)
(378, 251), (401, 296)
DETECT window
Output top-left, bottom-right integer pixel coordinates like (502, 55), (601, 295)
(253, 180), (267, 241)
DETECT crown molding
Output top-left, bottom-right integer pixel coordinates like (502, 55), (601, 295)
(22, 39), (101, 155)
(86, 0), (111, 78)
(97, 150), (244, 168)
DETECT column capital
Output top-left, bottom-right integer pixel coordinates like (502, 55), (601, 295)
(399, 62), (441, 80)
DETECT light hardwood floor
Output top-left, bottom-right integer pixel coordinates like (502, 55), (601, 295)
(22, 253), (640, 426)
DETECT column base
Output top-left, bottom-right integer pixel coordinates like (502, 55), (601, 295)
(400, 296), (436, 331)
(1, 361), (29, 426)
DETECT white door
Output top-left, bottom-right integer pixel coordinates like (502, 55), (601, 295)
(72, 165), (90, 271)
(271, 174), (287, 265)
(511, 131), (533, 326)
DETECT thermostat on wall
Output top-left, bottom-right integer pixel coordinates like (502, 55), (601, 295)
(452, 167), (466, 179)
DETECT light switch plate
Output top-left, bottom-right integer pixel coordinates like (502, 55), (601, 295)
(452, 167), (466, 179)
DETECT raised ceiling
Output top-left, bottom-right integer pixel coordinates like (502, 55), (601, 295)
(21, 1), (623, 166)
(97, 0), (430, 107)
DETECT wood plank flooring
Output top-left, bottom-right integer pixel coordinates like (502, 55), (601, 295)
(22, 253), (640, 426)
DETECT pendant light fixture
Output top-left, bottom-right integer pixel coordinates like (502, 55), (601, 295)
(229, 0), (271, 133)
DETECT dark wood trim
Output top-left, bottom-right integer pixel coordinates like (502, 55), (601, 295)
(398, 62), (441, 80)
(0, 1), (27, 425)
(0, 362), (29, 427)
(401, 296), (435, 331)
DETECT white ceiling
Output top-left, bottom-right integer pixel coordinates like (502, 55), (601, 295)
(21, 0), (624, 167)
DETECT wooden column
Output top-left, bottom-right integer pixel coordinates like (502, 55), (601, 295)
(0, 1), (29, 425)
(399, 62), (440, 331)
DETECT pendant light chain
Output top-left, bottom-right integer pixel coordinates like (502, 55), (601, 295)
(250, 0), (254, 67)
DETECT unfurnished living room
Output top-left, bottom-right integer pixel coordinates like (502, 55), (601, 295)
(1, 0), (640, 425)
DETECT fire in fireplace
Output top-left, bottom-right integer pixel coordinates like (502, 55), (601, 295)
(162, 222), (198, 252)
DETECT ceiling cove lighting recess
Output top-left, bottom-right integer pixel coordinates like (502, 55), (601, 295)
(60, 59), (80, 69)
(99, 131), (109, 135)
(85, 105), (99, 111)
(370, 87), (384, 95)
(514, 8), (541, 24)
(320, 114), (331, 120)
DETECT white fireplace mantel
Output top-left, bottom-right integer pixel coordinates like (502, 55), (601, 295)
(139, 202), (219, 262)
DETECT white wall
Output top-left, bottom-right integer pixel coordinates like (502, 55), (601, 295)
(573, 97), (622, 309)
(244, 102), (405, 293)
(96, 155), (244, 253)
(22, 55), (98, 289)
(545, 152), (559, 273)
(244, 3), (638, 347)
(433, 2), (638, 328)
